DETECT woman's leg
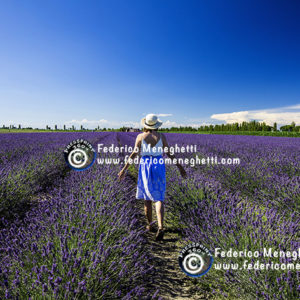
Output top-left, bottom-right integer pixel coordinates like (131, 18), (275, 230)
(155, 201), (164, 230)
(144, 200), (152, 226)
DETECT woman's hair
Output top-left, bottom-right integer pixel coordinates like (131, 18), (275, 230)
(143, 128), (158, 132)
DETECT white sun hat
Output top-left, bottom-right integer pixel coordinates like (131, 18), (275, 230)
(141, 113), (163, 129)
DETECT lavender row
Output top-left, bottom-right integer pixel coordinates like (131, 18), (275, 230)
(166, 133), (299, 212)
(0, 133), (159, 299)
(0, 133), (112, 221)
(165, 167), (299, 299)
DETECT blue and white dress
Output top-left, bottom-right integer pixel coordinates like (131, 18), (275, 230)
(136, 135), (166, 201)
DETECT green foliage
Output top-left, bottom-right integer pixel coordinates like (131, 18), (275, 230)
(158, 120), (299, 134)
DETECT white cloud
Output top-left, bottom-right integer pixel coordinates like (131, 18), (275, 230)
(121, 121), (140, 128)
(161, 120), (207, 128)
(163, 120), (178, 127)
(283, 104), (300, 110)
(64, 118), (140, 128)
(157, 113), (173, 117)
(65, 119), (109, 125)
(210, 104), (300, 126)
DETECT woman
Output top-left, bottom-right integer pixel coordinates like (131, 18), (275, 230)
(118, 114), (186, 241)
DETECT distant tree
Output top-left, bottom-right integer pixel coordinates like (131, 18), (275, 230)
(55, 125), (57, 130)
(280, 125), (291, 132)
(18, 124), (21, 129)
(282, 122), (298, 132)
(273, 122), (277, 132)
(291, 121), (296, 130)
(241, 121), (246, 131)
(63, 125), (66, 130)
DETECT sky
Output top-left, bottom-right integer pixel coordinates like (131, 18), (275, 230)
(0, 0), (299, 129)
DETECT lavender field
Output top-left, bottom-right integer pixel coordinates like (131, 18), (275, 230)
(0, 132), (299, 299)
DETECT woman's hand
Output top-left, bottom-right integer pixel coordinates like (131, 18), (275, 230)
(178, 165), (187, 178)
(118, 169), (126, 181)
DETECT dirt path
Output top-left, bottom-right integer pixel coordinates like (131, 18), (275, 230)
(133, 191), (209, 300)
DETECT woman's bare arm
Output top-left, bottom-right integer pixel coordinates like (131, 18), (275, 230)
(118, 134), (142, 180)
(161, 133), (187, 178)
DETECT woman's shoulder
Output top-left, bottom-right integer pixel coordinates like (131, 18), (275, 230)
(136, 132), (146, 140)
(159, 132), (168, 147)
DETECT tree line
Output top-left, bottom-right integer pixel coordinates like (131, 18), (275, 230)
(2, 120), (299, 132)
(158, 121), (299, 132)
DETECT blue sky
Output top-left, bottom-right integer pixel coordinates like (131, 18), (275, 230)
(0, 0), (299, 128)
